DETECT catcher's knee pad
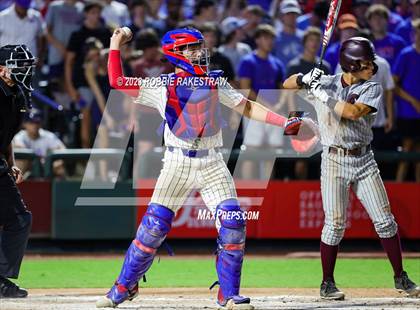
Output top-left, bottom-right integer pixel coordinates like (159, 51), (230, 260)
(217, 199), (246, 244)
(374, 217), (398, 239)
(136, 203), (174, 248)
(215, 199), (246, 305)
(110, 203), (174, 305)
(321, 222), (345, 246)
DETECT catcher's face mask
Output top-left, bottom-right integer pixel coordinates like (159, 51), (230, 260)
(177, 42), (210, 75)
(162, 28), (210, 75)
(0, 45), (36, 91)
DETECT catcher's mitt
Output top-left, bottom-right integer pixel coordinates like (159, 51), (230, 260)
(285, 117), (320, 153)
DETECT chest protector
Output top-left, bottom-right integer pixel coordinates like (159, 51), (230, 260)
(163, 71), (225, 141)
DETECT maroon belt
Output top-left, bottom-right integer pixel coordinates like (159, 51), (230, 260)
(328, 145), (371, 156)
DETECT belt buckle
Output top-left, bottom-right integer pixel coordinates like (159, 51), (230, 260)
(337, 148), (345, 156)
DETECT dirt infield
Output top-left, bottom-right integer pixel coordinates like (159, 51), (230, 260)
(1, 288), (419, 309)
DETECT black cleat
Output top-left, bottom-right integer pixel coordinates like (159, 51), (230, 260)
(394, 271), (420, 297)
(0, 277), (28, 298)
(320, 280), (345, 300)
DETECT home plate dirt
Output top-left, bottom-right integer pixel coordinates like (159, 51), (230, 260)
(0, 288), (419, 310)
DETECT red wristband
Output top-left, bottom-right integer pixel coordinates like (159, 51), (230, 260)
(265, 111), (286, 127)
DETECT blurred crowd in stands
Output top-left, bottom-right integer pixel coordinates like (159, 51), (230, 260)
(0, 0), (419, 181)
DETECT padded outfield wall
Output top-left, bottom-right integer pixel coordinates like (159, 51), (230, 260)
(19, 180), (420, 240)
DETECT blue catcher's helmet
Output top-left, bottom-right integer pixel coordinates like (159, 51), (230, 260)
(161, 28), (210, 75)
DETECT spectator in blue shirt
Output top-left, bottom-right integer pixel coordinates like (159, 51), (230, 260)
(393, 18), (420, 182)
(372, 0), (405, 33)
(395, 0), (420, 44)
(272, 0), (303, 68)
(324, 13), (359, 73)
(238, 24), (285, 179)
(367, 4), (408, 66)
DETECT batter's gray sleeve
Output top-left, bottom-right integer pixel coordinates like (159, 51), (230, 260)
(318, 75), (339, 98)
(357, 83), (383, 113)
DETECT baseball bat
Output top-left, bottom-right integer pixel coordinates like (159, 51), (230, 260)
(318, 0), (342, 68)
(32, 90), (63, 111)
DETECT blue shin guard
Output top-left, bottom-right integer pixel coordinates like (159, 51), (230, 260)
(214, 199), (250, 307)
(107, 203), (174, 305)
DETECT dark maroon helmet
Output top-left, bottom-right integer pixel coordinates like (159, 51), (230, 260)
(339, 37), (378, 74)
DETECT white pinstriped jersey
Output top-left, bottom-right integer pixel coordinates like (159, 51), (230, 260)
(134, 81), (245, 149)
(315, 73), (383, 149)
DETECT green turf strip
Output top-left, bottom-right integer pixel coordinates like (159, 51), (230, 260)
(16, 258), (420, 289)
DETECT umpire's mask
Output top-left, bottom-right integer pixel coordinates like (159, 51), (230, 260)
(0, 45), (36, 91)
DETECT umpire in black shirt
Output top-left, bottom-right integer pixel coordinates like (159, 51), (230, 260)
(0, 45), (35, 298)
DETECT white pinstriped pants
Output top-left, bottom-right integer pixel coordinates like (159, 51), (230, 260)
(151, 148), (237, 214)
(320, 149), (398, 246)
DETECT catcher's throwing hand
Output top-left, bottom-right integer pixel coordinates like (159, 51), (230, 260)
(110, 27), (133, 49)
(10, 166), (23, 184)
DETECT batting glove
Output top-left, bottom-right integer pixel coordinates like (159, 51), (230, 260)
(309, 79), (337, 109)
(302, 68), (324, 86)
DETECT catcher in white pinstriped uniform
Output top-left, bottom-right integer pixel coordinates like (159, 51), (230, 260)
(284, 37), (420, 300)
(96, 27), (319, 309)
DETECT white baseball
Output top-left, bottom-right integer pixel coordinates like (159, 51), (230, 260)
(121, 27), (133, 41)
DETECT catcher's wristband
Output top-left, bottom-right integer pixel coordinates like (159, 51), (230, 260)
(265, 111), (286, 127)
(296, 73), (304, 88)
